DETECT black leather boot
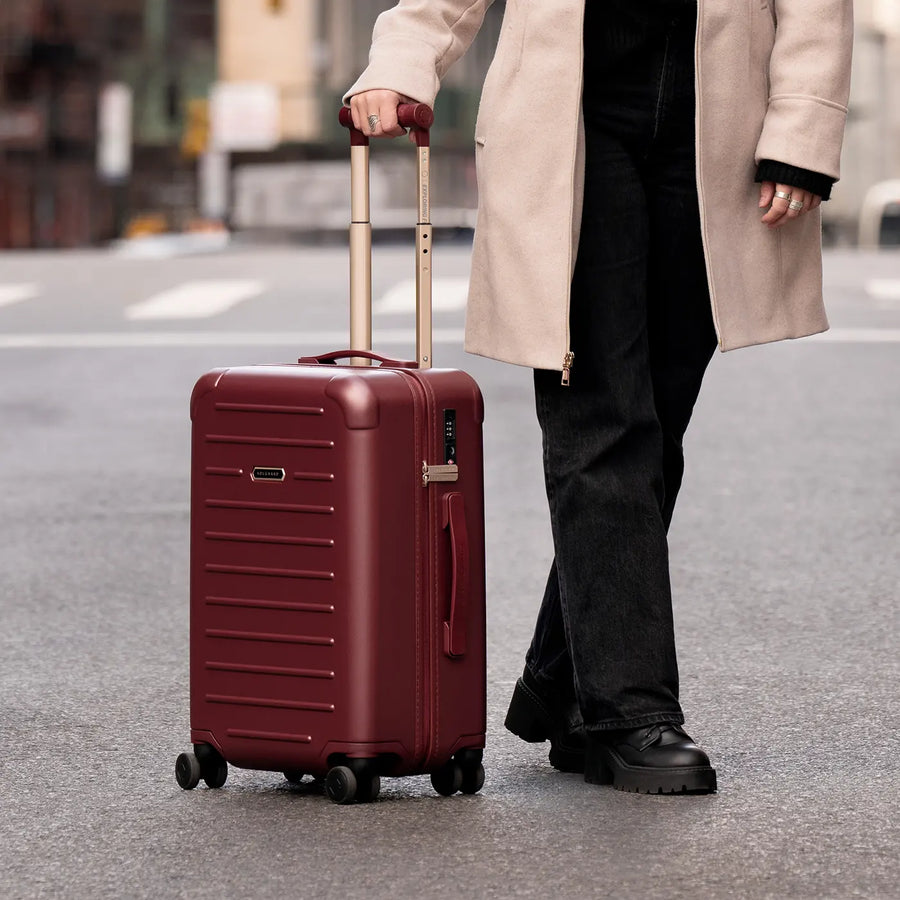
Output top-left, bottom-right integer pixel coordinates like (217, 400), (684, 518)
(585, 723), (717, 794)
(504, 667), (586, 773)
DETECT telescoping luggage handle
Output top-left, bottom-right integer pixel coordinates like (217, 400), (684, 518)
(338, 103), (435, 369)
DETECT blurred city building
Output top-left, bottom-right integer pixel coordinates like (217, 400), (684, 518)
(0, 0), (216, 247)
(216, 0), (502, 237)
(1, 0), (104, 247)
(0, 0), (500, 247)
(1, 1), (898, 249)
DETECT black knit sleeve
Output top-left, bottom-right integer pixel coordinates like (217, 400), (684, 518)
(754, 160), (835, 201)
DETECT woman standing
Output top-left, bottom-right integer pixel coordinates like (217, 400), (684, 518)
(346, 0), (853, 794)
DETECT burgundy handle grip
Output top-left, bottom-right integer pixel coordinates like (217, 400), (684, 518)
(443, 492), (470, 659)
(339, 104), (434, 147)
(298, 349), (419, 369)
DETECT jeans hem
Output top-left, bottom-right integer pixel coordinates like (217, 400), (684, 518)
(524, 654), (570, 687)
(585, 711), (685, 731)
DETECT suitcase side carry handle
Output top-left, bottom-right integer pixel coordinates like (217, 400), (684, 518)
(443, 492), (470, 659)
(299, 349), (419, 369)
(339, 103), (434, 370)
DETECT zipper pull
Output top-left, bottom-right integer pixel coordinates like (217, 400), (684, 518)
(561, 351), (574, 387)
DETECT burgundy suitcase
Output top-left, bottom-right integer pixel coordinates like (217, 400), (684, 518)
(175, 105), (487, 803)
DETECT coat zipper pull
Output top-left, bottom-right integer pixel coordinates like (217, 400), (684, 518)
(561, 351), (575, 387)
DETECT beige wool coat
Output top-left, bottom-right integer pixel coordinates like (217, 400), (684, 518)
(345, 0), (854, 373)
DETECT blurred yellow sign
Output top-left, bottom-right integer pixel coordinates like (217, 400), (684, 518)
(181, 99), (210, 160)
(125, 214), (168, 239)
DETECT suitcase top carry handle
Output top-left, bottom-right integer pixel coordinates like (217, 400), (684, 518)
(298, 349), (419, 369)
(339, 104), (434, 370)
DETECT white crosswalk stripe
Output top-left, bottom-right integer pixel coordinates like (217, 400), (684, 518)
(0, 284), (40, 309)
(0, 328), (898, 351)
(809, 328), (900, 343)
(0, 329), (467, 349)
(376, 277), (470, 314)
(124, 280), (266, 320)
(865, 278), (900, 307)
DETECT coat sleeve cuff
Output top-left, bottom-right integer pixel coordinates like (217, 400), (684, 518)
(755, 95), (848, 182)
(754, 160), (835, 201)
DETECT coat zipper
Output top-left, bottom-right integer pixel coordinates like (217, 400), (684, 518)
(693, 0), (725, 350)
(561, 351), (575, 387)
(562, 4), (587, 386)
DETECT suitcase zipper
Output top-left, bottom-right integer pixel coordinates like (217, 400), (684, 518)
(395, 370), (436, 769)
(414, 373), (441, 769)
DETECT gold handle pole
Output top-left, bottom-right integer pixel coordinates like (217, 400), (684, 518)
(349, 144), (372, 366)
(416, 145), (432, 370)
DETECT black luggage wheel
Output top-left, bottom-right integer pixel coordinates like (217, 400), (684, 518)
(175, 752), (202, 790)
(456, 748), (485, 795)
(460, 763), (486, 794)
(324, 760), (381, 805)
(203, 758), (228, 789)
(325, 766), (357, 804)
(431, 750), (484, 798)
(175, 744), (228, 791)
(356, 773), (381, 804)
(430, 761), (463, 796)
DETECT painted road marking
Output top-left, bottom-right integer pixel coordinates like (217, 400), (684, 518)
(0, 328), (898, 350)
(865, 278), (900, 307)
(376, 277), (470, 314)
(125, 280), (266, 320)
(110, 232), (230, 259)
(809, 328), (900, 343)
(0, 329), (468, 349)
(0, 284), (40, 309)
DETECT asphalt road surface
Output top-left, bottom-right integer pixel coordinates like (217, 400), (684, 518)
(0, 242), (898, 899)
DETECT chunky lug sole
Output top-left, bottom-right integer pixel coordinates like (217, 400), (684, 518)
(504, 677), (585, 774)
(585, 746), (717, 795)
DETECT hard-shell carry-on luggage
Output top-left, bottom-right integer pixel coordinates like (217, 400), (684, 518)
(175, 104), (487, 804)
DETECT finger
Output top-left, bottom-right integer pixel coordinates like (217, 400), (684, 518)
(378, 102), (406, 138)
(349, 96), (364, 133)
(355, 92), (387, 136)
(761, 184), (792, 225)
(809, 196), (822, 212)
(782, 189), (811, 223)
(759, 181), (776, 209)
(364, 100), (382, 136)
(355, 90), (407, 138)
(350, 94), (381, 135)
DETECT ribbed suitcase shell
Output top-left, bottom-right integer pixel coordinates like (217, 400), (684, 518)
(188, 361), (486, 780)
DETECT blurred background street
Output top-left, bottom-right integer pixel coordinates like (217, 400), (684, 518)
(1, 2), (899, 899)
(0, 0), (498, 249)
(1, 0), (900, 249)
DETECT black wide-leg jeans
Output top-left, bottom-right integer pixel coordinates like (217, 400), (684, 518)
(525, 4), (718, 731)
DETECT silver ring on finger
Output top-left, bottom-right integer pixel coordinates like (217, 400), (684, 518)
(367, 114), (380, 131)
(789, 199), (804, 211)
(774, 190), (792, 201)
